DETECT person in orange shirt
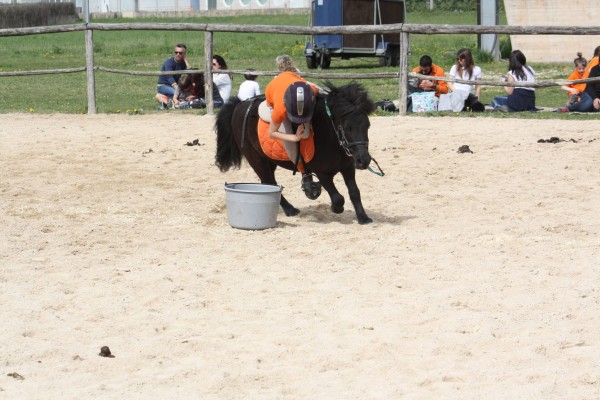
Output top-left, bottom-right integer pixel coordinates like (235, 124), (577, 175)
(555, 47), (600, 113)
(410, 55), (449, 97)
(407, 55), (448, 111)
(561, 52), (587, 104)
(265, 54), (319, 192)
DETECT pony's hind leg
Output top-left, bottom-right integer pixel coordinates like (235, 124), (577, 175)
(279, 194), (300, 217)
(253, 160), (300, 217)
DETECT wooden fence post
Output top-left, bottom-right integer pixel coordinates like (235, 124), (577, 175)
(204, 30), (214, 115)
(85, 27), (96, 115)
(398, 32), (409, 115)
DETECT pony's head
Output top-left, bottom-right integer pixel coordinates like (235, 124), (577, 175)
(322, 81), (375, 169)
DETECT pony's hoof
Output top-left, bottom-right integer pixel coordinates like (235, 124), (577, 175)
(283, 206), (300, 217)
(301, 174), (321, 200)
(357, 216), (373, 225)
(331, 204), (344, 214)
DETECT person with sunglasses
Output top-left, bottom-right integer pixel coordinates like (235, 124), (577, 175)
(156, 44), (190, 109)
(446, 48), (485, 112)
(212, 55), (232, 104)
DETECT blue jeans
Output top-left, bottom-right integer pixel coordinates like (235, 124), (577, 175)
(157, 84), (175, 99)
(491, 96), (508, 108)
(567, 92), (594, 112)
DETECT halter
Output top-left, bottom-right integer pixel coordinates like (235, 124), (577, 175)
(325, 99), (385, 177)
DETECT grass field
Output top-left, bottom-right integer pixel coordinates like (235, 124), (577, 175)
(0, 11), (594, 117)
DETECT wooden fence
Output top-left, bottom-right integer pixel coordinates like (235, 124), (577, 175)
(2, 22), (600, 115)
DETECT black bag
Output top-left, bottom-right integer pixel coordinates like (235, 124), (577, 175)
(374, 99), (398, 112)
(189, 98), (205, 109)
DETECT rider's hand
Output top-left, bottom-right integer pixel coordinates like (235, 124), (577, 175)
(294, 124), (305, 141)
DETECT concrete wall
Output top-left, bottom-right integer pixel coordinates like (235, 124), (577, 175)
(504, 0), (600, 63)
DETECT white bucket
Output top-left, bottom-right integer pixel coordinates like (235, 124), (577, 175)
(224, 183), (283, 230)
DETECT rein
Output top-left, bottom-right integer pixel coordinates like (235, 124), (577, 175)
(324, 98), (385, 177)
(240, 97), (260, 149)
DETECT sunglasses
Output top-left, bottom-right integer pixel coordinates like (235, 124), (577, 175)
(175, 51), (185, 55)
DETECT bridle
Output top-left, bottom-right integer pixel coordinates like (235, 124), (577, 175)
(325, 98), (368, 157)
(325, 98), (384, 176)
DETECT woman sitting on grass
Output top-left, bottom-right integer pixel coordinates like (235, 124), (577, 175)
(447, 48), (485, 112)
(491, 50), (536, 112)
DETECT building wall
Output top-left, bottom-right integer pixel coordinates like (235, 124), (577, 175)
(504, 0), (600, 63)
(66, 0), (309, 13)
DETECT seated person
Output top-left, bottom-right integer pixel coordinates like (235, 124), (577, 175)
(173, 75), (196, 108)
(558, 54), (600, 113)
(212, 55), (232, 104)
(156, 44), (190, 109)
(183, 73), (223, 109)
(560, 52), (587, 105)
(447, 48), (485, 112)
(556, 52), (595, 113)
(492, 50), (536, 112)
(238, 70), (261, 101)
(407, 55), (448, 111)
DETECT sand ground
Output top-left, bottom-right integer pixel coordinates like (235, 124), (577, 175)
(1, 113), (599, 399)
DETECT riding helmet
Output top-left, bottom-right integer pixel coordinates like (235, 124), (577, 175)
(284, 81), (316, 124)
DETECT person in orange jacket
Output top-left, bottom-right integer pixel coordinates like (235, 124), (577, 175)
(407, 55), (448, 111)
(410, 55), (449, 97)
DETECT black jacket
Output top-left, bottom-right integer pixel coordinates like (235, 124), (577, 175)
(584, 65), (600, 100)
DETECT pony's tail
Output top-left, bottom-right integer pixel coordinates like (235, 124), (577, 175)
(215, 97), (243, 172)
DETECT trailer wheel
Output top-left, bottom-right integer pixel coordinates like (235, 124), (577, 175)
(379, 46), (400, 67)
(391, 46), (400, 67)
(306, 55), (318, 70)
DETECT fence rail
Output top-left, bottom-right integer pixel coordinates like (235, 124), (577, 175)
(5, 22), (600, 36)
(2, 21), (599, 114)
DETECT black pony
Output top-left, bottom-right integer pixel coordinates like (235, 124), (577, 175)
(215, 81), (376, 224)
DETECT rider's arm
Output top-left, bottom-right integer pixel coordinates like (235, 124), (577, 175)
(268, 121), (304, 142)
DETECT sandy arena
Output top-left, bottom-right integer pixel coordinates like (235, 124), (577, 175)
(1, 113), (598, 399)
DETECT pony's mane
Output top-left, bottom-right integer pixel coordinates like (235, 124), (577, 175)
(319, 80), (376, 117)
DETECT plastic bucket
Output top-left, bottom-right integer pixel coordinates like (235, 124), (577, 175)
(224, 183), (283, 230)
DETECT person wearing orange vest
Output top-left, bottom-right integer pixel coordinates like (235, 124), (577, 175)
(265, 55), (319, 194)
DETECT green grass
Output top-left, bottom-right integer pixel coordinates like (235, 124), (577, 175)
(0, 12), (595, 118)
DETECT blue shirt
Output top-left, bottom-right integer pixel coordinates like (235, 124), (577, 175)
(157, 57), (187, 86)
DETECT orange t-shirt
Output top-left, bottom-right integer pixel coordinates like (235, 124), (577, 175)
(565, 70), (586, 97)
(411, 63), (449, 97)
(265, 71), (319, 124)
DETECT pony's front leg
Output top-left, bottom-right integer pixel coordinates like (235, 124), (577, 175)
(340, 168), (372, 225)
(317, 174), (345, 214)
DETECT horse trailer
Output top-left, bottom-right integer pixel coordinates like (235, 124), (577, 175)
(304, 0), (405, 69)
